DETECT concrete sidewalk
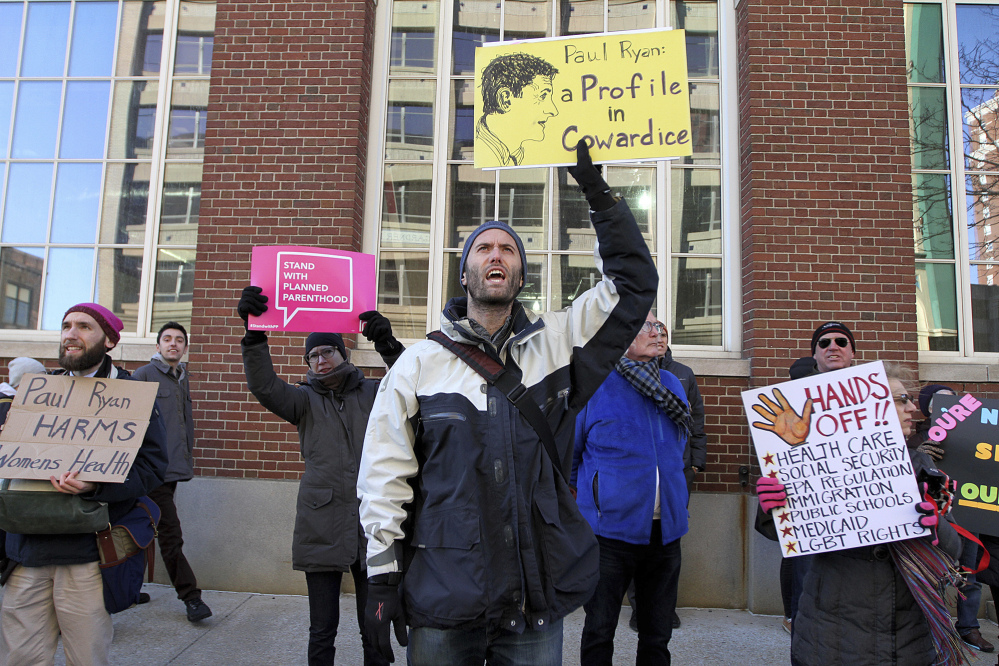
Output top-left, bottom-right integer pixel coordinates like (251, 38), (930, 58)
(32, 583), (999, 665)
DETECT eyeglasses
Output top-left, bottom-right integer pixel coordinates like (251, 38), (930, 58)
(641, 321), (667, 336)
(305, 347), (340, 366)
(894, 394), (914, 406)
(817, 337), (849, 350)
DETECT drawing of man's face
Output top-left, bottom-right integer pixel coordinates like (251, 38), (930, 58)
(503, 75), (558, 144)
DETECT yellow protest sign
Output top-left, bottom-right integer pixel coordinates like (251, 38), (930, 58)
(473, 28), (692, 170)
(0, 374), (158, 483)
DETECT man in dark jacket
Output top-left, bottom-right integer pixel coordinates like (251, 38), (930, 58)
(357, 141), (658, 665)
(133, 321), (211, 622)
(237, 291), (402, 666)
(0, 303), (167, 666)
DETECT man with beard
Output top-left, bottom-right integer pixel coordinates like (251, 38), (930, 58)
(0, 303), (167, 666)
(237, 297), (402, 666)
(357, 141), (657, 665)
(133, 322), (212, 622)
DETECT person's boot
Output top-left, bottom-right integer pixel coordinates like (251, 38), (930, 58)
(959, 627), (995, 652)
(185, 598), (213, 622)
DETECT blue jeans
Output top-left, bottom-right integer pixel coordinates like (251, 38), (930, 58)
(305, 564), (387, 666)
(956, 538), (982, 634)
(580, 521), (682, 666)
(408, 618), (563, 666)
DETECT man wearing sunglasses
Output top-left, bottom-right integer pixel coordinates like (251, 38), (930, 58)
(237, 288), (403, 666)
(811, 321), (856, 374)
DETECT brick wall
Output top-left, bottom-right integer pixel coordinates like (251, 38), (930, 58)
(189, 0), (377, 478)
(738, 0), (917, 385)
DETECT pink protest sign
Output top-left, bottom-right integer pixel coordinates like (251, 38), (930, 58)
(249, 246), (376, 334)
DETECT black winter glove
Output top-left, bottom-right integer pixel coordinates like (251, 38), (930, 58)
(365, 574), (408, 663)
(567, 139), (615, 212)
(237, 285), (269, 344)
(359, 311), (403, 358)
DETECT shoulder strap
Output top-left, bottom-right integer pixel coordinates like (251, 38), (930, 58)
(427, 331), (567, 482)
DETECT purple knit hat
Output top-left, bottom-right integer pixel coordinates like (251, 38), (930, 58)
(64, 303), (124, 345)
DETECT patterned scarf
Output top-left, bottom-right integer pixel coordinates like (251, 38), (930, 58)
(615, 357), (693, 439)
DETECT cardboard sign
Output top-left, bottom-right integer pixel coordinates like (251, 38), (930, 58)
(249, 246), (377, 334)
(926, 393), (999, 535)
(0, 374), (157, 482)
(473, 28), (692, 169)
(742, 362), (926, 557)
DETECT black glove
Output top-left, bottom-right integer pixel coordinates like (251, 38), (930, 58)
(359, 311), (403, 357)
(365, 574), (408, 663)
(237, 285), (269, 344)
(567, 139), (615, 212)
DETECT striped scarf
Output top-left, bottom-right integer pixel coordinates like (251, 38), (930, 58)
(615, 357), (693, 439)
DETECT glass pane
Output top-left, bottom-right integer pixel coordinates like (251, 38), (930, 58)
(505, 0), (551, 39)
(956, 5), (999, 85)
(553, 254), (600, 310)
(446, 164), (496, 248)
(108, 80), (158, 159)
(905, 3), (944, 84)
(0, 2), (24, 77)
(671, 256), (721, 345)
(159, 163), (202, 244)
(166, 79), (209, 158)
(912, 172), (954, 260)
(915, 262), (958, 351)
(391, 0), (439, 75)
(175, 0), (216, 74)
(609, 166), (655, 248)
(441, 251), (546, 314)
(608, 0), (655, 34)
(562, 0), (602, 36)
(151, 248), (195, 332)
(382, 163), (433, 248)
(962, 88), (999, 173)
(95, 247), (142, 334)
(377, 251), (429, 338)
(0, 247), (43, 329)
(971, 263), (999, 352)
(0, 82), (13, 158)
(11, 81), (62, 159)
(60, 81), (112, 159)
(908, 86), (949, 171)
(51, 162), (102, 243)
(555, 166), (591, 251)
(100, 161), (150, 243)
(2, 162), (53, 244)
(117, 1), (166, 77)
(21, 2), (70, 77)
(968, 173), (999, 262)
(672, 167), (721, 254)
(684, 82), (719, 165)
(498, 168), (549, 251)
(68, 1), (118, 76)
(450, 79), (475, 160)
(452, 1), (500, 76)
(386, 79), (436, 160)
(41, 247), (94, 330)
(672, 0), (717, 77)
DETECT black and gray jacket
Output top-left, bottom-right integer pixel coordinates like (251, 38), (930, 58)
(133, 354), (195, 483)
(357, 199), (658, 632)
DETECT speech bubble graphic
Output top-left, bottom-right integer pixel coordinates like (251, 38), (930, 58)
(275, 251), (354, 327)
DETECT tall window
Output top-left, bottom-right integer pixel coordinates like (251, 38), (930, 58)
(906, 1), (999, 355)
(0, 0), (215, 336)
(370, 0), (734, 349)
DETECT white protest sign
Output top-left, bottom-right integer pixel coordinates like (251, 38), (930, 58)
(0, 374), (157, 482)
(742, 361), (926, 557)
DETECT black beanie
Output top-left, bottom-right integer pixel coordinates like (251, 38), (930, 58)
(305, 332), (346, 360)
(810, 321), (855, 354)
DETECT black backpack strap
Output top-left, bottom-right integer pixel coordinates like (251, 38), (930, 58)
(427, 331), (567, 482)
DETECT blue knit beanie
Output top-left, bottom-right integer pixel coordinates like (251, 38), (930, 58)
(458, 221), (527, 295)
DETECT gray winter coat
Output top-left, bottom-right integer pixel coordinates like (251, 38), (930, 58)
(790, 448), (962, 666)
(243, 340), (379, 572)
(133, 355), (195, 483)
